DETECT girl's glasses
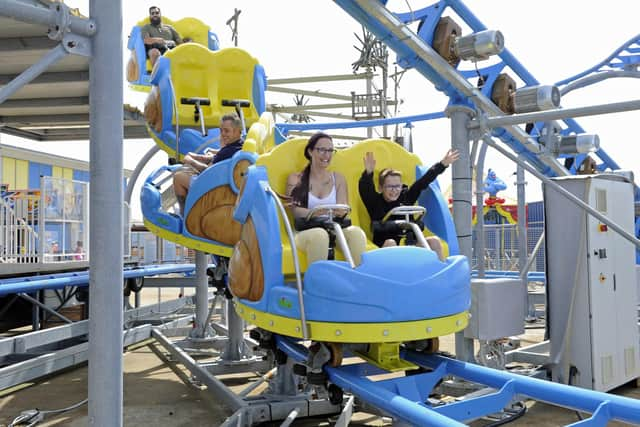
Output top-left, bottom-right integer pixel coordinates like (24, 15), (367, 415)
(384, 184), (402, 190)
(314, 147), (337, 154)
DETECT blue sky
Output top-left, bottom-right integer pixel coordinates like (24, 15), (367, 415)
(3, 1), (638, 218)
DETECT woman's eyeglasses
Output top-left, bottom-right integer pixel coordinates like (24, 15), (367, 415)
(314, 147), (337, 155)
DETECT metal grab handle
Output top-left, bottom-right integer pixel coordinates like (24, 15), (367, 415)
(304, 203), (351, 222)
(266, 187), (308, 340)
(304, 204), (355, 269)
(381, 205), (425, 223)
(145, 164), (183, 185)
(180, 97), (211, 106)
(221, 98), (251, 139)
(181, 97), (211, 137)
(382, 206), (430, 249)
(331, 222), (356, 269)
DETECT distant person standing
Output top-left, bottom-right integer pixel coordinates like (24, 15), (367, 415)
(51, 240), (62, 262)
(73, 241), (85, 261)
(141, 6), (183, 66)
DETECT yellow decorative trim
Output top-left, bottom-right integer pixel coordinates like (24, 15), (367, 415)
(472, 204), (518, 225)
(495, 204), (517, 224)
(143, 219), (233, 257)
(128, 83), (152, 93)
(354, 342), (417, 372)
(234, 300), (469, 343)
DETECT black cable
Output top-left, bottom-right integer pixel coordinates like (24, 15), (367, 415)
(568, 366), (584, 421)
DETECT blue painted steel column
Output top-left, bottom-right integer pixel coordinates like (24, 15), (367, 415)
(88, 0), (123, 424)
(448, 105), (475, 363)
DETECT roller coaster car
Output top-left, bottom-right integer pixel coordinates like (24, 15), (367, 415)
(141, 147), (257, 257)
(228, 138), (471, 369)
(126, 16), (220, 91)
(142, 44), (267, 160)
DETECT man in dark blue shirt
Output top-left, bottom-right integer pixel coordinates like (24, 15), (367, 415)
(173, 113), (244, 215)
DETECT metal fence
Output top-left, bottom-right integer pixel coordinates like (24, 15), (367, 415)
(1, 192), (39, 263)
(472, 221), (545, 273)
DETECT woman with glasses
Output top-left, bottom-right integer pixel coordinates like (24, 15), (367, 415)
(286, 132), (367, 265)
(358, 149), (459, 259)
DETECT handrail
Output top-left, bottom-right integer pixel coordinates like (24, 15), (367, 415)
(330, 222), (356, 269)
(305, 204), (356, 269)
(1, 195), (39, 263)
(381, 205), (430, 250)
(265, 186), (308, 340)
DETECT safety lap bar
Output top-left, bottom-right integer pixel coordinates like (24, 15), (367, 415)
(266, 186), (309, 340)
(306, 204), (356, 269)
(382, 206), (429, 249)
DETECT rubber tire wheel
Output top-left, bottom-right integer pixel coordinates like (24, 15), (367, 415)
(126, 277), (144, 293)
(328, 384), (344, 405)
(275, 349), (288, 365)
(426, 337), (440, 353)
(326, 342), (343, 367)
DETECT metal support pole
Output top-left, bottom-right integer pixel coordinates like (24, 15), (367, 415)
(0, 44), (68, 104)
(447, 105), (476, 363)
(516, 164), (530, 321)
(366, 67), (373, 138)
(475, 142), (488, 277)
(124, 145), (160, 204)
(223, 297), (243, 361)
(88, 0), (123, 425)
(190, 251), (210, 338)
(0, 0), (96, 36)
(38, 177), (46, 263)
(478, 98), (640, 129)
(20, 292), (73, 324)
(31, 291), (40, 330)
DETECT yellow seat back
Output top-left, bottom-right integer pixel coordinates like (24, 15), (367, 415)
(245, 112), (276, 155)
(256, 138), (449, 275)
(256, 138), (311, 274)
(331, 139), (422, 241)
(164, 45), (261, 129)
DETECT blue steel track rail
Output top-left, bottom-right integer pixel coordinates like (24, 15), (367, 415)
(276, 335), (640, 426)
(333, 0), (637, 191)
(0, 264), (196, 296)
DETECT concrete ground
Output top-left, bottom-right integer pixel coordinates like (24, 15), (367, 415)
(1, 288), (639, 426)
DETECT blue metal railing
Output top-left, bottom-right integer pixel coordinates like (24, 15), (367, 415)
(0, 264), (196, 296)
